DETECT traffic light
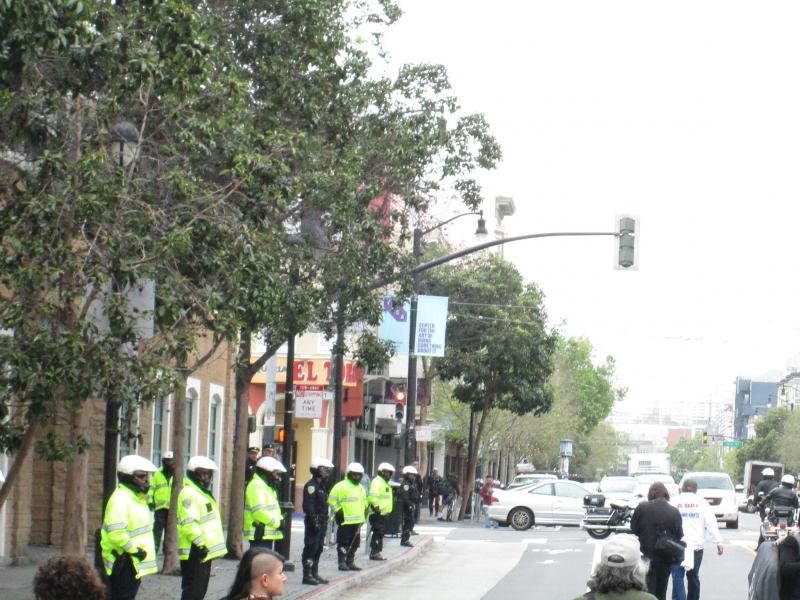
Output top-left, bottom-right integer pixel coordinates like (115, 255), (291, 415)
(392, 383), (406, 420)
(702, 431), (709, 445)
(276, 427), (285, 444)
(615, 216), (637, 270)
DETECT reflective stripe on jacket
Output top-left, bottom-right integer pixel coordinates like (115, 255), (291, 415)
(244, 474), (283, 541)
(328, 478), (367, 525)
(148, 468), (172, 511)
(100, 484), (157, 578)
(177, 478), (227, 562)
(368, 474), (393, 515)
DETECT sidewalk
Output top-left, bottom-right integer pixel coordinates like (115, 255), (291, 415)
(0, 516), (435, 600)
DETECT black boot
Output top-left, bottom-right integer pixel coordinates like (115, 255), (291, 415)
(346, 549), (361, 571)
(312, 561), (328, 584)
(302, 560), (319, 585)
(337, 548), (349, 571)
(369, 551), (386, 561)
(401, 531), (413, 547)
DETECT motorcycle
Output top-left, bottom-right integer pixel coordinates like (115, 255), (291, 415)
(580, 494), (635, 540)
(758, 506), (798, 546)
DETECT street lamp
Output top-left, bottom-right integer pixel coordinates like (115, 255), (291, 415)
(404, 211), (487, 465)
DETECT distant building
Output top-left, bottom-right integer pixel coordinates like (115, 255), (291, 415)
(734, 377), (779, 440)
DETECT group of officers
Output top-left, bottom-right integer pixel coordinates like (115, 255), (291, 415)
(754, 467), (799, 519)
(100, 450), (421, 600)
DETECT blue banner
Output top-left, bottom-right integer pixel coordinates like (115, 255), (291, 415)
(379, 296), (410, 355)
(415, 295), (449, 357)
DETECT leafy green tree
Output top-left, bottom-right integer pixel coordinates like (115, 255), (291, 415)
(424, 254), (558, 519)
(668, 434), (707, 473)
(736, 407), (790, 479)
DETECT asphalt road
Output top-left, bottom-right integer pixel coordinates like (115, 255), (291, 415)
(343, 512), (762, 600)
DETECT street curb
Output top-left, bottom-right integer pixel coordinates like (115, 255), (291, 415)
(293, 536), (433, 600)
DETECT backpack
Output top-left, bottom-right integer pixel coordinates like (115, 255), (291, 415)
(435, 478), (452, 496)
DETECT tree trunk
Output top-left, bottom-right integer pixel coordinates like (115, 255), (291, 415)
(226, 333), (252, 558)
(62, 401), (91, 554)
(0, 419), (39, 510)
(458, 400), (490, 521)
(161, 373), (186, 574)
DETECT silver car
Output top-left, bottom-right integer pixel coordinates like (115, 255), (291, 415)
(485, 480), (592, 530)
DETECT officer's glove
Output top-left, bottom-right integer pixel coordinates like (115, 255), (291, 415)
(372, 507), (381, 517)
(194, 545), (209, 559)
(132, 547), (147, 562)
(334, 511), (344, 525)
(148, 502), (155, 512)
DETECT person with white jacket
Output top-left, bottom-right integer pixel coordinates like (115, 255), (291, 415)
(670, 479), (724, 600)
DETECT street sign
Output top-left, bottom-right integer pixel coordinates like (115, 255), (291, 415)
(416, 426), (432, 442)
(723, 441), (744, 448)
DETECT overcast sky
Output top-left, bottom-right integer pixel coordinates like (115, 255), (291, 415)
(382, 1), (800, 415)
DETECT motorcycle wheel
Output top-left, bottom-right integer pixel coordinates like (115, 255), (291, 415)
(586, 528), (612, 539)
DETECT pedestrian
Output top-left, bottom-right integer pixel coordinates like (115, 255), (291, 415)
(438, 473), (460, 522)
(367, 462), (395, 561)
(301, 456), (334, 585)
(245, 456), (287, 549)
(630, 482), (684, 600)
(426, 468), (442, 517)
(411, 461), (424, 526)
(245, 447), (259, 485)
(398, 466), (418, 547)
(328, 462), (368, 571)
(177, 456), (227, 600)
(573, 535), (657, 600)
(480, 476), (496, 507)
(223, 547), (287, 600)
(100, 455), (159, 600)
(670, 479), (723, 600)
(148, 450), (174, 555)
(33, 554), (105, 600)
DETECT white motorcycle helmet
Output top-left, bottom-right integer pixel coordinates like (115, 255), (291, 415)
(118, 455), (157, 474)
(402, 466), (418, 475)
(782, 474), (796, 486)
(187, 456), (218, 471)
(346, 462), (365, 474)
(256, 456), (287, 473)
(763, 468), (775, 478)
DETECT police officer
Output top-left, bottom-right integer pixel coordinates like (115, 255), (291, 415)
(761, 474), (799, 518)
(177, 456), (226, 600)
(398, 466), (418, 547)
(368, 462), (394, 561)
(301, 456), (334, 585)
(245, 447), (259, 485)
(101, 455), (159, 600)
(328, 462), (368, 571)
(148, 450), (174, 555)
(245, 456), (286, 549)
(756, 468), (779, 519)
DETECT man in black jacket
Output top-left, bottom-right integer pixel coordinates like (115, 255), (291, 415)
(756, 468), (779, 519)
(761, 474), (799, 524)
(630, 481), (683, 600)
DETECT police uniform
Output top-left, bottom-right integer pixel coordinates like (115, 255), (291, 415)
(368, 474), (393, 559)
(148, 466), (173, 554)
(302, 477), (329, 581)
(328, 477), (367, 569)
(177, 476), (226, 600)
(397, 477), (416, 546)
(245, 471), (283, 549)
(101, 484), (158, 600)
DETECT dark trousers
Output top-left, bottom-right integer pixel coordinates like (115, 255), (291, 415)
(369, 514), (385, 554)
(337, 523), (360, 558)
(107, 554), (140, 600)
(180, 545), (211, 600)
(153, 509), (168, 555)
(413, 501), (421, 524)
(302, 517), (327, 563)
(249, 539), (275, 550)
(646, 556), (673, 600)
(401, 506), (414, 543)
(670, 550), (703, 600)
(428, 491), (440, 515)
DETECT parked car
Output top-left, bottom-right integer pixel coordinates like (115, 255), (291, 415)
(679, 471), (738, 529)
(506, 473), (558, 490)
(597, 476), (638, 502)
(485, 479), (593, 530)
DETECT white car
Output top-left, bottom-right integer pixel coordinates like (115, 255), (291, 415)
(679, 471), (739, 529)
(506, 473), (558, 490)
(485, 479), (592, 530)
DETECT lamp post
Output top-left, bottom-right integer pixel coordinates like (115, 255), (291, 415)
(404, 211), (488, 465)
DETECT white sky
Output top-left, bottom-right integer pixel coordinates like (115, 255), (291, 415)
(382, 1), (800, 415)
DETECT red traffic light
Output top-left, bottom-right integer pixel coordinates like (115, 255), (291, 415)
(395, 390), (406, 403)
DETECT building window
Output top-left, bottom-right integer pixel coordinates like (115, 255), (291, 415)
(208, 394), (220, 464)
(185, 388), (198, 463)
(118, 403), (140, 461)
(152, 398), (164, 467)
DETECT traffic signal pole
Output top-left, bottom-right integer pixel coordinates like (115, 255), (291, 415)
(403, 228), (423, 465)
